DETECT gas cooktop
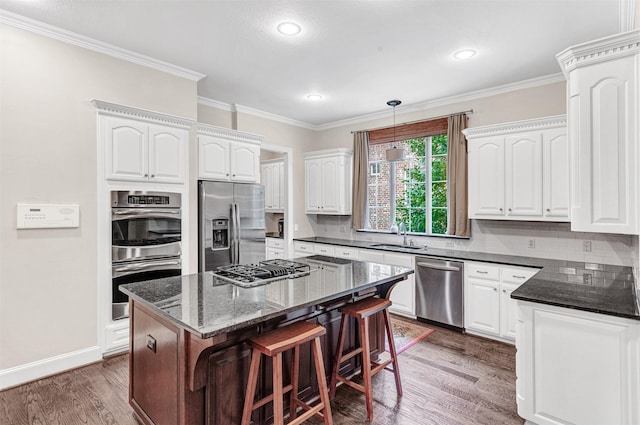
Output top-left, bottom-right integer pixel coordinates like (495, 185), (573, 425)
(212, 259), (311, 287)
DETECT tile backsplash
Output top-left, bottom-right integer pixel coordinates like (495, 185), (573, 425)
(309, 216), (636, 267)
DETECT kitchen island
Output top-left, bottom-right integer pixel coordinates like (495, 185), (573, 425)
(120, 255), (413, 425)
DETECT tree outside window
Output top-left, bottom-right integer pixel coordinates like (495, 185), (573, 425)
(367, 134), (448, 234)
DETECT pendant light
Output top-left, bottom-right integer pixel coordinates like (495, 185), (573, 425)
(385, 99), (404, 162)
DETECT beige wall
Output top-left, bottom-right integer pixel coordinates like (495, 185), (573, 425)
(0, 25), (197, 369)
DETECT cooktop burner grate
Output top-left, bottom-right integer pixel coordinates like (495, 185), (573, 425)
(212, 259), (311, 287)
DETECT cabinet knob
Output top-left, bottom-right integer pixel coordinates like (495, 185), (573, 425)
(508, 208), (512, 212)
(502, 289), (506, 293)
(226, 173), (229, 176)
(233, 174), (236, 177)
(546, 208), (550, 212)
(499, 208), (503, 212)
(150, 174), (155, 178)
(144, 174), (148, 178)
(494, 288), (498, 292)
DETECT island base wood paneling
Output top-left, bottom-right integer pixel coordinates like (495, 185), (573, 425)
(128, 281), (397, 425)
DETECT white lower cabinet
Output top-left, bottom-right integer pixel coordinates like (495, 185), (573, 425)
(516, 300), (640, 425)
(293, 241), (314, 258)
(465, 262), (538, 343)
(383, 253), (415, 318)
(266, 237), (285, 260)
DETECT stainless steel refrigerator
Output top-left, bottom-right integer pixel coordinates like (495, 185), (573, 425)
(198, 180), (266, 271)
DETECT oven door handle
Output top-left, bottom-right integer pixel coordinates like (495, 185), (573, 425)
(113, 259), (182, 275)
(112, 208), (181, 220)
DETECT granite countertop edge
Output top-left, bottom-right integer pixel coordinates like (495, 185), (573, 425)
(295, 236), (640, 321)
(121, 267), (414, 339)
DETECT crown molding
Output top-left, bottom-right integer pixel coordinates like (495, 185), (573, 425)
(556, 29), (640, 77)
(233, 104), (317, 130)
(0, 9), (206, 82)
(92, 99), (194, 129)
(462, 114), (567, 139)
(196, 122), (263, 144)
(197, 96), (234, 112)
(315, 73), (566, 131)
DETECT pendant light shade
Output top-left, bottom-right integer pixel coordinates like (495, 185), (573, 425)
(385, 99), (404, 162)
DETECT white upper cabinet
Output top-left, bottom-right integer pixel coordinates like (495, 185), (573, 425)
(557, 30), (640, 234)
(197, 124), (262, 183)
(262, 159), (284, 212)
(505, 133), (543, 217)
(464, 115), (568, 222)
(304, 148), (352, 215)
(95, 100), (190, 184)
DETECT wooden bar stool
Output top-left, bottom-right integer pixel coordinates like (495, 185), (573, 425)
(329, 297), (402, 421)
(241, 321), (333, 425)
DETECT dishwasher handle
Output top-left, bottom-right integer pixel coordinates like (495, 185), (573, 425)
(417, 261), (462, 272)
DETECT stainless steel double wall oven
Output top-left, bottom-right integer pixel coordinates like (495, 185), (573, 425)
(111, 191), (182, 320)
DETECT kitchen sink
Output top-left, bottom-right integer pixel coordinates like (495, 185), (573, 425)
(369, 243), (423, 250)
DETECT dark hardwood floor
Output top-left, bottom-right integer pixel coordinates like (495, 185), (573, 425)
(0, 318), (523, 425)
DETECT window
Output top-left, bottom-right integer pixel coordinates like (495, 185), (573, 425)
(367, 134), (448, 234)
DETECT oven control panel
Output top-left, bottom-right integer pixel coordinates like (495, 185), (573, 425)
(17, 204), (80, 229)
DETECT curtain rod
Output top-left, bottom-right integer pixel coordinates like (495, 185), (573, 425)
(350, 109), (474, 134)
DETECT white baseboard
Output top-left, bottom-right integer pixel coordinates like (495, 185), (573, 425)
(0, 345), (102, 390)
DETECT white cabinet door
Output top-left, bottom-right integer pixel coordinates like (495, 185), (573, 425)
(466, 277), (500, 335)
(199, 135), (231, 181)
(266, 247), (284, 260)
(278, 161), (285, 210)
(505, 133), (542, 217)
(262, 161), (284, 212)
(230, 142), (260, 182)
(500, 282), (519, 340)
(543, 129), (569, 220)
(106, 116), (148, 182)
(566, 52), (638, 234)
(468, 137), (505, 218)
(148, 125), (186, 183)
(517, 301), (640, 425)
(320, 158), (339, 213)
(384, 253), (415, 318)
(305, 159), (322, 213)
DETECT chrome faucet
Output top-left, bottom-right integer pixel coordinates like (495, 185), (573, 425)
(397, 222), (408, 246)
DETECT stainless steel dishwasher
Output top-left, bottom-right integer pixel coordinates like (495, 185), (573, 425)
(415, 256), (464, 331)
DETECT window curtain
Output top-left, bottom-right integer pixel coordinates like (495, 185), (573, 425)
(447, 114), (471, 237)
(352, 131), (369, 229)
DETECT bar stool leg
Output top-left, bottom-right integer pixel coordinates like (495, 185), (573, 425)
(311, 337), (334, 425)
(241, 350), (261, 425)
(383, 308), (403, 396)
(272, 352), (284, 425)
(329, 313), (348, 398)
(360, 316), (374, 422)
(290, 345), (300, 420)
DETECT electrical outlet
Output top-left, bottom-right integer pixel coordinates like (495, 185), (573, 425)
(584, 273), (593, 285)
(445, 240), (454, 249)
(583, 240), (592, 252)
(528, 239), (535, 249)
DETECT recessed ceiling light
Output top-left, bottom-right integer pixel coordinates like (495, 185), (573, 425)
(277, 22), (302, 36)
(307, 94), (323, 101)
(453, 49), (477, 60)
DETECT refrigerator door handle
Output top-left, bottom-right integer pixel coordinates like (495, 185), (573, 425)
(231, 203), (240, 264)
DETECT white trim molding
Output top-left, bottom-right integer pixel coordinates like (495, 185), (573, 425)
(196, 122), (263, 145)
(92, 99), (195, 129)
(233, 104), (317, 130)
(197, 96), (234, 112)
(0, 345), (102, 390)
(0, 9), (205, 82)
(462, 115), (567, 139)
(556, 29), (640, 77)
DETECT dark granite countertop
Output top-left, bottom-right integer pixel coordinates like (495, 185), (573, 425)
(294, 237), (640, 321)
(120, 255), (413, 339)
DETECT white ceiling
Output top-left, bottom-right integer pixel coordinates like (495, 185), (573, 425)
(0, 0), (627, 126)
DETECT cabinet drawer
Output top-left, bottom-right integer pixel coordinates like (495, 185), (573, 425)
(466, 263), (500, 281)
(266, 238), (284, 248)
(314, 244), (335, 256)
(502, 267), (538, 284)
(334, 246), (359, 259)
(293, 242), (314, 253)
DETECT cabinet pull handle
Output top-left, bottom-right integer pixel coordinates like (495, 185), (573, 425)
(476, 270), (488, 274)
(513, 275), (526, 279)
